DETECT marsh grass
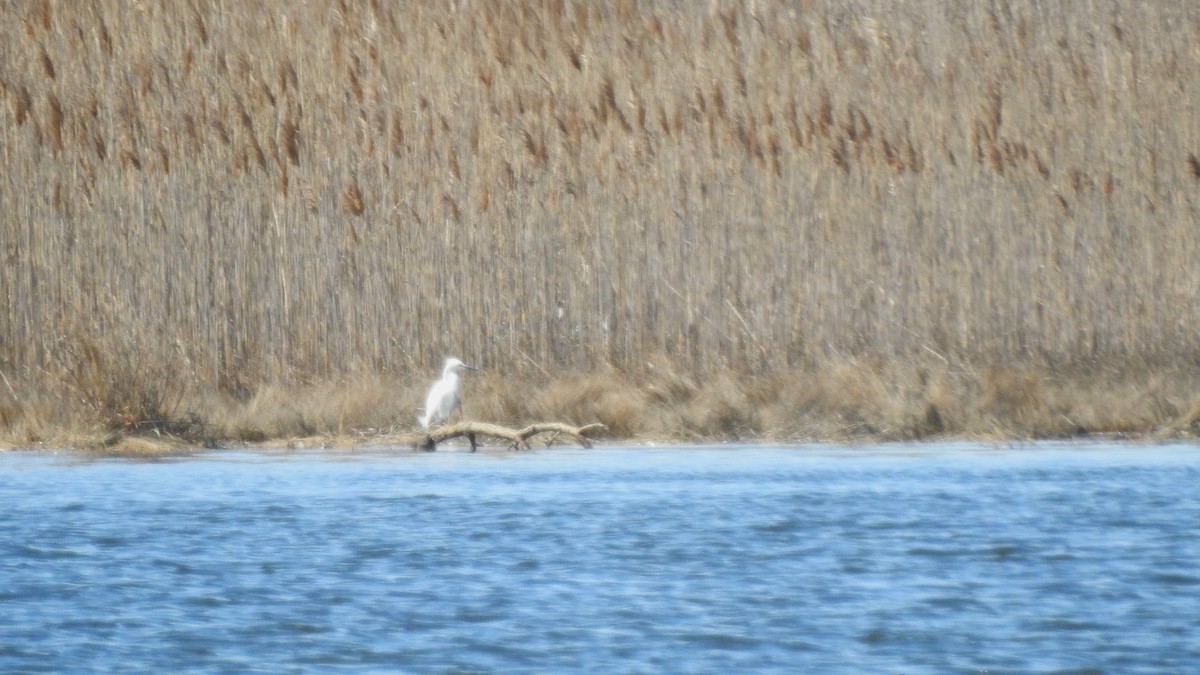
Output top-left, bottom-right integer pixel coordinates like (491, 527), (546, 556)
(3, 1), (1200, 448)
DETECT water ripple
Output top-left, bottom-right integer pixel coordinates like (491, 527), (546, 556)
(2, 444), (1200, 671)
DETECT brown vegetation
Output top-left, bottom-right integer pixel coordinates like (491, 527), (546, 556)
(3, 1), (1200, 449)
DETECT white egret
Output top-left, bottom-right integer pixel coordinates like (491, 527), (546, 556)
(418, 357), (478, 428)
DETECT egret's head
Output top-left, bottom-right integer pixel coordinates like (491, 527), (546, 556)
(443, 357), (477, 375)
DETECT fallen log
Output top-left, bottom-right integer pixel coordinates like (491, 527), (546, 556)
(410, 421), (607, 452)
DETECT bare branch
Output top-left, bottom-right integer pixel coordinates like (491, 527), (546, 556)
(407, 421), (607, 451)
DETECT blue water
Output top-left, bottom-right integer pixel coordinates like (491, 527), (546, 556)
(2, 443), (1199, 673)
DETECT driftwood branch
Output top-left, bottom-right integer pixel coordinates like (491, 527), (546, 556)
(410, 421), (606, 452)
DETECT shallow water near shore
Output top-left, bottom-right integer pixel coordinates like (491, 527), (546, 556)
(2, 442), (1199, 672)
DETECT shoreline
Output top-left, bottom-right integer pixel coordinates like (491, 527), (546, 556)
(0, 429), (1176, 458)
(4, 362), (1198, 453)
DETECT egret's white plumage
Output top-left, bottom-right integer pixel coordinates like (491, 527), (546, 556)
(419, 357), (477, 428)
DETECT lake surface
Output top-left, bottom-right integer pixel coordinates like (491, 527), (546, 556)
(2, 442), (1199, 673)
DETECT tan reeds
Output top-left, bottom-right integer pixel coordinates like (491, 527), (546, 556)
(3, 1), (1200, 446)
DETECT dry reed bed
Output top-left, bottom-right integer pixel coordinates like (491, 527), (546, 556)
(3, 1), (1200, 446)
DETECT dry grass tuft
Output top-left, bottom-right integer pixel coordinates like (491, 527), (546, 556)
(537, 373), (650, 439)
